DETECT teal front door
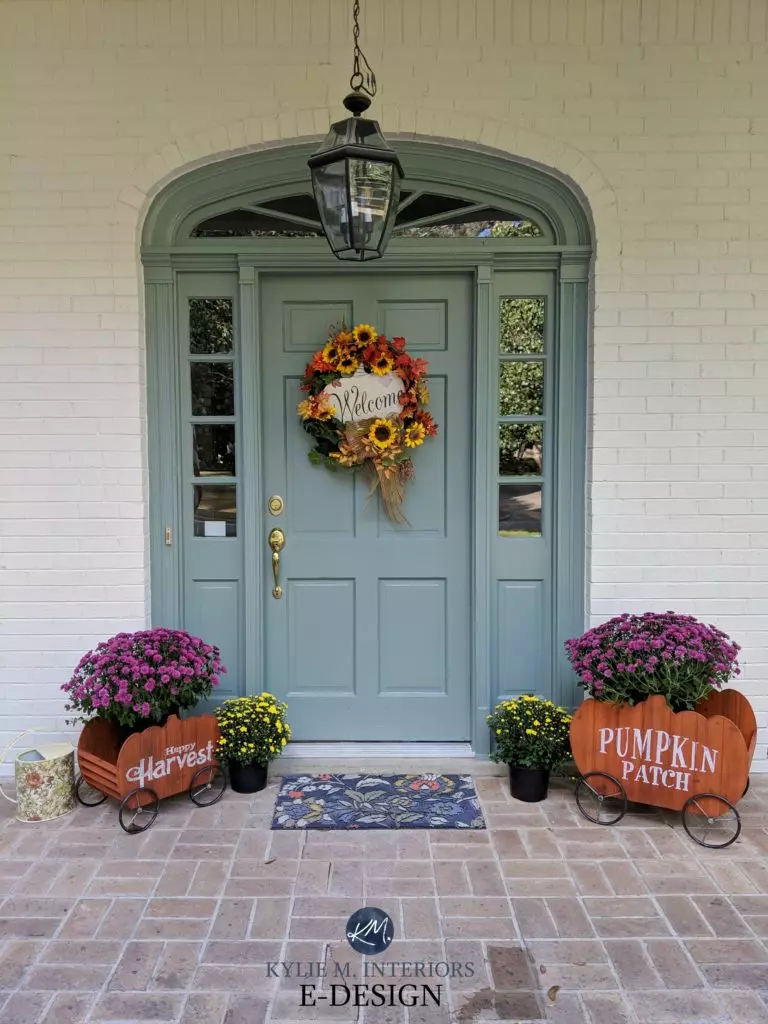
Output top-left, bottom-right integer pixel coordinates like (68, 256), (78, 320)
(260, 273), (473, 740)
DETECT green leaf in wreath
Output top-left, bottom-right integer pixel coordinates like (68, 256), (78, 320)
(308, 450), (322, 465)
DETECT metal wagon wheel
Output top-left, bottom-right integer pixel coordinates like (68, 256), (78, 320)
(575, 771), (628, 826)
(189, 764), (227, 807)
(682, 793), (741, 849)
(118, 788), (160, 834)
(743, 777), (750, 798)
(74, 774), (108, 807)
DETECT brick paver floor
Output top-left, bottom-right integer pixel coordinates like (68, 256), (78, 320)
(1, 772), (768, 1023)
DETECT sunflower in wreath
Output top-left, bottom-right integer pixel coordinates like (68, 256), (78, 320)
(297, 323), (438, 523)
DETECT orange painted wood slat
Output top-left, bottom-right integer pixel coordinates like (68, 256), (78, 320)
(77, 754), (118, 788)
(569, 694), (749, 812)
(77, 718), (120, 766)
(696, 689), (757, 767)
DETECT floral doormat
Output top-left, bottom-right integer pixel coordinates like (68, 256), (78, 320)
(271, 773), (486, 830)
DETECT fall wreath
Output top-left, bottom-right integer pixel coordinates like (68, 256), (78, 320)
(298, 323), (438, 523)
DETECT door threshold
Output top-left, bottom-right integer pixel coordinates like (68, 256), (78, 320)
(282, 742), (474, 758)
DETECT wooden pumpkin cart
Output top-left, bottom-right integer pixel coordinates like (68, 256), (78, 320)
(569, 690), (757, 849)
(75, 714), (226, 833)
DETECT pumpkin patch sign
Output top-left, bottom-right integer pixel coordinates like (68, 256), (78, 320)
(569, 695), (750, 810)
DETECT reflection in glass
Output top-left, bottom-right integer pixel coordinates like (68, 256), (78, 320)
(191, 362), (234, 417)
(189, 298), (233, 354)
(396, 213), (541, 238)
(499, 484), (542, 536)
(499, 298), (545, 354)
(193, 209), (319, 237)
(499, 424), (542, 476)
(312, 160), (349, 250)
(499, 362), (544, 417)
(194, 485), (237, 538)
(193, 425), (235, 476)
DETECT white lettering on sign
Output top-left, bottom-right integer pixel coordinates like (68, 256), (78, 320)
(125, 740), (215, 788)
(601, 726), (717, 793)
(321, 367), (405, 424)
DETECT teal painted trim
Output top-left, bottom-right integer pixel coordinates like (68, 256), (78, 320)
(472, 265), (494, 759)
(144, 246), (591, 273)
(142, 140), (592, 250)
(553, 277), (589, 711)
(238, 262), (264, 698)
(146, 267), (182, 628)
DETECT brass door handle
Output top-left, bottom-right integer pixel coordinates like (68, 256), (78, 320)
(268, 528), (285, 599)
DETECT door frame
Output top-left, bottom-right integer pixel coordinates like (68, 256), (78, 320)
(142, 140), (592, 758)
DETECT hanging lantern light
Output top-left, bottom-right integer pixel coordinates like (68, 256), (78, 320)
(308, 0), (403, 261)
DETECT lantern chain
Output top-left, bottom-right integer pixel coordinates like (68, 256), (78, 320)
(350, 0), (377, 98)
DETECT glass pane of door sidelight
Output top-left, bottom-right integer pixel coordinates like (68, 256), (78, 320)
(194, 484), (237, 538)
(191, 362), (234, 416)
(499, 423), (543, 477)
(499, 483), (542, 537)
(499, 297), (545, 354)
(193, 424), (236, 476)
(499, 362), (544, 416)
(189, 298), (234, 353)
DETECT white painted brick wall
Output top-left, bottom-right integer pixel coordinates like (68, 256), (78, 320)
(2, 0), (768, 769)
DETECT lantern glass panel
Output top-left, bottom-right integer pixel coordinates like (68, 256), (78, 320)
(347, 158), (395, 254)
(311, 159), (351, 254)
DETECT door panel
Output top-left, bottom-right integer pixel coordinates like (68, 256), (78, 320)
(261, 273), (473, 741)
(178, 275), (243, 702)
(491, 272), (556, 704)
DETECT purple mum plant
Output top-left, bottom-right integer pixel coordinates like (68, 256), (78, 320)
(565, 612), (741, 712)
(62, 628), (225, 728)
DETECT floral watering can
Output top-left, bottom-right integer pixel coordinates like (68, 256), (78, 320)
(0, 729), (75, 822)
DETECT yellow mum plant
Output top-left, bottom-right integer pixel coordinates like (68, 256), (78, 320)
(487, 695), (572, 770)
(214, 693), (291, 766)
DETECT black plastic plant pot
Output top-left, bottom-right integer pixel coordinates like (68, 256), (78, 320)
(229, 760), (268, 794)
(509, 765), (550, 803)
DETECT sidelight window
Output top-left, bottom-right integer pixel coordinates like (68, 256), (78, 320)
(188, 298), (237, 537)
(497, 297), (546, 537)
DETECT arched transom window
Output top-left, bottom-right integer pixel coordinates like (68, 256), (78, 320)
(190, 189), (544, 240)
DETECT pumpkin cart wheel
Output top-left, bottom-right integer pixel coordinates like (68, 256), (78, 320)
(189, 764), (227, 807)
(575, 771), (628, 826)
(75, 774), (108, 807)
(743, 776), (750, 798)
(682, 793), (741, 850)
(118, 788), (160, 835)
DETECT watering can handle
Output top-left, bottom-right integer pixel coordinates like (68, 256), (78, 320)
(0, 728), (47, 804)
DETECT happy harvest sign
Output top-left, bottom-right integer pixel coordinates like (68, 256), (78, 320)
(321, 367), (405, 424)
(115, 714), (220, 800)
(124, 739), (215, 788)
